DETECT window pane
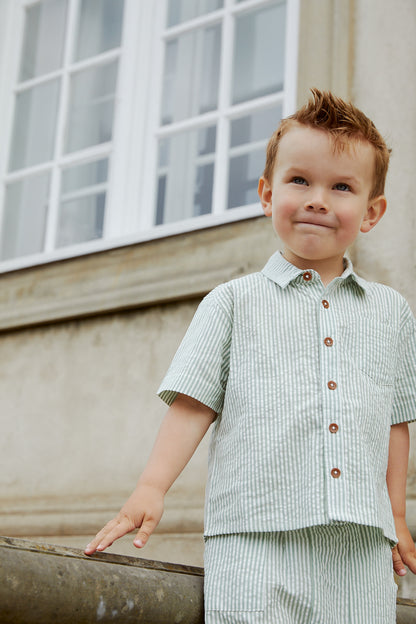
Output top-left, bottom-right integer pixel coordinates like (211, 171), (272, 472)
(9, 79), (60, 171)
(156, 126), (216, 224)
(161, 25), (221, 125)
(19, 0), (68, 81)
(228, 150), (264, 209)
(228, 105), (282, 209)
(57, 158), (108, 247)
(230, 105), (282, 148)
(167, 0), (223, 26)
(0, 172), (50, 260)
(65, 61), (118, 153)
(56, 193), (106, 247)
(74, 0), (125, 61)
(61, 159), (108, 193)
(232, 1), (286, 104)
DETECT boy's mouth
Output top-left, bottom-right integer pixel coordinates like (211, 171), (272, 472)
(295, 219), (334, 229)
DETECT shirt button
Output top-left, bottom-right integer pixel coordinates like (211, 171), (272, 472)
(322, 300), (329, 309)
(331, 468), (341, 479)
(327, 380), (337, 390)
(324, 337), (333, 347)
(303, 271), (312, 282)
(329, 423), (339, 433)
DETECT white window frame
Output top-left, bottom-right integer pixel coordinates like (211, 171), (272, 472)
(0, 0), (299, 274)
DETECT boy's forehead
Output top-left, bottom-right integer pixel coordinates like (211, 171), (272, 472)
(275, 124), (374, 168)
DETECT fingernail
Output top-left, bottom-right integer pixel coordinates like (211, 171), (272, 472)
(399, 568), (407, 576)
(96, 544), (104, 551)
(134, 539), (144, 548)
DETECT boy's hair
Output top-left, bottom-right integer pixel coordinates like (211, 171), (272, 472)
(263, 88), (391, 198)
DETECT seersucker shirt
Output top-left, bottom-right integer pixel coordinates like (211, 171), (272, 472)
(158, 251), (416, 543)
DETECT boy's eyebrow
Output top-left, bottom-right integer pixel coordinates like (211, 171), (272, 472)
(333, 174), (359, 183)
(283, 166), (310, 176)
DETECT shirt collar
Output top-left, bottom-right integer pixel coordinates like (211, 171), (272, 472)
(261, 251), (369, 291)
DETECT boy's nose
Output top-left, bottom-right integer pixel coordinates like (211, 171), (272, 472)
(304, 195), (328, 212)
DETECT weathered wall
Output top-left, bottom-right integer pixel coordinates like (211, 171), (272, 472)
(0, 219), (278, 567)
(352, 0), (416, 311)
(351, 2), (416, 570)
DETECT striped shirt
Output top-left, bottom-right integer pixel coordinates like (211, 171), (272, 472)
(158, 251), (416, 542)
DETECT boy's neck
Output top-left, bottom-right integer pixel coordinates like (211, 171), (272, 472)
(282, 250), (346, 287)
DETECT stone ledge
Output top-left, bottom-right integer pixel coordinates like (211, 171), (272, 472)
(0, 218), (278, 331)
(0, 536), (204, 624)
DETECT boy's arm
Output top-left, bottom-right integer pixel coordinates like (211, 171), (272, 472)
(84, 393), (216, 555)
(387, 421), (416, 575)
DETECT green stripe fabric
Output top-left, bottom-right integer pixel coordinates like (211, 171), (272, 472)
(204, 524), (397, 623)
(158, 252), (416, 543)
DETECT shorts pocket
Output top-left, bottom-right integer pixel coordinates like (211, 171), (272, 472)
(204, 534), (266, 614)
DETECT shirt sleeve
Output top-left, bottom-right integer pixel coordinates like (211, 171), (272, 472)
(157, 284), (233, 414)
(391, 300), (416, 425)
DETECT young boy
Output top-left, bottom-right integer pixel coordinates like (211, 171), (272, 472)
(85, 90), (416, 623)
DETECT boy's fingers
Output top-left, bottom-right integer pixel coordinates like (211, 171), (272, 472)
(85, 530), (117, 555)
(133, 518), (158, 548)
(84, 516), (137, 555)
(402, 551), (416, 575)
(84, 525), (114, 554)
(392, 546), (406, 576)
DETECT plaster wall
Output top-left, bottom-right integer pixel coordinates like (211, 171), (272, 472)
(352, 0), (416, 311)
(351, 5), (416, 569)
(0, 300), (207, 565)
(0, 219), (279, 567)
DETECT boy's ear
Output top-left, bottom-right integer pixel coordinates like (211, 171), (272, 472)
(360, 195), (387, 233)
(258, 177), (273, 217)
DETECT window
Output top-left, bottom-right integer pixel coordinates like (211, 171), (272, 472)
(0, 0), (299, 270)
(0, 0), (124, 263)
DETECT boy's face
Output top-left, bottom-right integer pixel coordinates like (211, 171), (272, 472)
(258, 124), (386, 277)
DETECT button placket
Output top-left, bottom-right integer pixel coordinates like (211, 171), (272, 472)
(319, 292), (342, 494)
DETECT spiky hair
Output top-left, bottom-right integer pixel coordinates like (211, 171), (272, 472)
(263, 88), (391, 198)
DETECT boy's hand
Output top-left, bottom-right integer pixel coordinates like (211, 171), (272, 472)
(392, 516), (416, 576)
(84, 484), (164, 555)
(84, 394), (215, 557)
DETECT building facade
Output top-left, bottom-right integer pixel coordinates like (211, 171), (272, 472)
(0, 0), (415, 593)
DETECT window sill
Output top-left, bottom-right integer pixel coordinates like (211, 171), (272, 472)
(0, 216), (278, 331)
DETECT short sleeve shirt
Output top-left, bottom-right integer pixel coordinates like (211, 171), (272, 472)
(158, 252), (416, 542)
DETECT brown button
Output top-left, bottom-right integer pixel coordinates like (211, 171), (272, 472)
(303, 271), (312, 281)
(324, 337), (333, 347)
(327, 380), (337, 390)
(331, 468), (341, 479)
(322, 300), (329, 309)
(329, 423), (339, 433)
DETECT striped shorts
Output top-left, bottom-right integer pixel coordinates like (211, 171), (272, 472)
(204, 523), (397, 623)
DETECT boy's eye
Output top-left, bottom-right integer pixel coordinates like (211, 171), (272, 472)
(291, 176), (307, 185)
(334, 182), (351, 192)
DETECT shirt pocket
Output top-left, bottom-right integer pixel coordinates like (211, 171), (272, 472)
(340, 318), (398, 387)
